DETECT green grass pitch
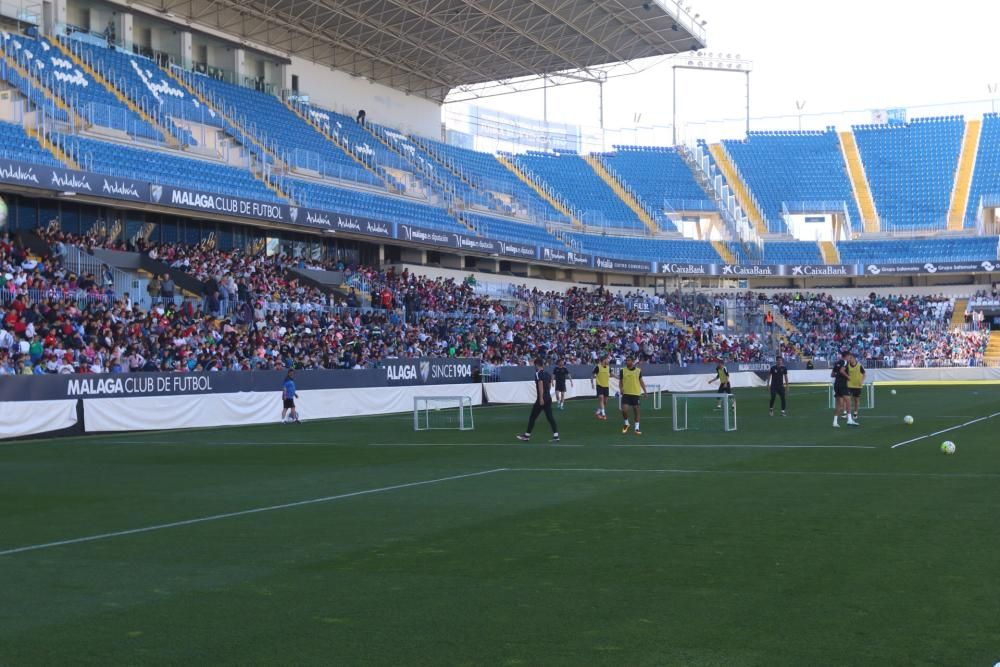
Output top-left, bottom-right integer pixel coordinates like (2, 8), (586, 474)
(2, 385), (1000, 666)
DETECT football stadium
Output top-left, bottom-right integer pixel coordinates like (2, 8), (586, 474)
(2, 0), (1000, 664)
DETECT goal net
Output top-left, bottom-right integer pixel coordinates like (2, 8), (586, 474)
(827, 383), (875, 410)
(672, 393), (737, 432)
(413, 396), (475, 431)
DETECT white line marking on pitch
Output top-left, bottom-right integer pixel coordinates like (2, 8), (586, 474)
(614, 444), (876, 449)
(0, 468), (508, 558)
(890, 412), (1000, 449)
(368, 443), (583, 448)
(506, 467), (1000, 479)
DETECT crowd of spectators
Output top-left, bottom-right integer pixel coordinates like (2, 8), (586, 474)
(0, 232), (994, 375)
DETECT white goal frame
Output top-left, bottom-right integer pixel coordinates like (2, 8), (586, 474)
(672, 393), (737, 432)
(617, 384), (662, 410)
(828, 383), (875, 410)
(413, 395), (475, 431)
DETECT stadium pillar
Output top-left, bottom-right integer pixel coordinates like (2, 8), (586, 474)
(233, 49), (247, 87)
(115, 12), (133, 52)
(41, 0), (66, 36)
(180, 31), (193, 70)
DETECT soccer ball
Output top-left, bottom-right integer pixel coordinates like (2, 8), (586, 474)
(903, 415), (914, 425)
(890, 389), (897, 395)
(940, 441), (956, 455)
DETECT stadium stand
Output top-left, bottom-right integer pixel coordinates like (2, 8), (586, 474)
(460, 212), (565, 247)
(597, 146), (717, 231)
(0, 120), (62, 166)
(838, 236), (1000, 265)
(183, 72), (380, 186)
(852, 117), (964, 230)
(55, 133), (284, 203)
(723, 130), (861, 233)
(565, 233), (723, 263)
(964, 113), (1000, 227)
(283, 177), (466, 233)
(761, 240), (824, 265)
(1, 32), (163, 142)
(512, 152), (647, 230)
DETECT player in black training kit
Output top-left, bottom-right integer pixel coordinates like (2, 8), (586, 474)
(831, 349), (856, 427)
(517, 358), (560, 442)
(768, 356), (789, 416)
(552, 358), (573, 410)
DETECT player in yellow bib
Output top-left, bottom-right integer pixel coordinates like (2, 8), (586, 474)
(619, 356), (647, 435)
(708, 361), (735, 410)
(846, 353), (866, 424)
(591, 356), (611, 420)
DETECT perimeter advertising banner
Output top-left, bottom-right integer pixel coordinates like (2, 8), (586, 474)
(0, 359), (482, 402)
(657, 262), (864, 277)
(0, 158), (149, 203)
(863, 260), (999, 275)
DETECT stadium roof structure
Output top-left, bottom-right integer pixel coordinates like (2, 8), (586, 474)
(133, 0), (707, 102)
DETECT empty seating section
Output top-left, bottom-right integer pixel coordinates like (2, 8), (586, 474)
(461, 212), (563, 247)
(1, 33), (162, 142)
(514, 152), (645, 230)
(0, 120), (61, 166)
(0, 35), (69, 123)
(187, 73), (378, 186)
(69, 38), (218, 139)
(723, 130), (861, 234)
(601, 146), (715, 226)
(415, 137), (568, 223)
(838, 237), (999, 265)
(284, 178), (465, 233)
(566, 233), (721, 263)
(853, 117), (964, 230)
(376, 127), (493, 209)
(762, 241), (823, 264)
(301, 106), (407, 173)
(964, 113), (1000, 227)
(55, 134), (282, 203)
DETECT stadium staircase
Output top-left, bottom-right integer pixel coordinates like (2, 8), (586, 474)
(582, 154), (658, 233)
(819, 240), (840, 264)
(838, 131), (880, 232)
(950, 299), (968, 328)
(707, 143), (768, 236)
(711, 240), (735, 263)
(283, 100), (387, 189)
(49, 37), (181, 149)
(985, 333), (1000, 366)
(24, 125), (79, 169)
(495, 154), (581, 227)
(947, 119), (982, 231)
(159, 65), (289, 192)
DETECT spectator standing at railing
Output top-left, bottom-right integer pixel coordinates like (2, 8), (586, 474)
(161, 274), (175, 306)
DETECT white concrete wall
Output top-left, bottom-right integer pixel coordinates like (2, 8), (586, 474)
(284, 57), (441, 140)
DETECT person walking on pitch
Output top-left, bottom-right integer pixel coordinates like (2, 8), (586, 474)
(619, 356), (647, 435)
(517, 358), (560, 442)
(282, 369), (300, 424)
(768, 356), (789, 416)
(591, 356), (611, 420)
(552, 358), (573, 409)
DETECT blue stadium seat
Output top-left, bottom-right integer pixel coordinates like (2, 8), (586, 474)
(0, 120), (63, 166)
(461, 212), (564, 247)
(723, 129), (860, 234)
(599, 146), (717, 232)
(761, 241), (823, 264)
(965, 113), (1000, 227)
(839, 236), (999, 264)
(565, 232), (722, 263)
(514, 152), (646, 230)
(853, 117), (964, 230)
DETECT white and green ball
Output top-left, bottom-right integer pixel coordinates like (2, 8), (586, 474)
(940, 441), (956, 455)
(903, 415), (914, 425)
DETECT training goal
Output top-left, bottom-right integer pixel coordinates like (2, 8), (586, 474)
(827, 383), (875, 410)
(617, 383), (663, 410)
(672, 393), (737, 432)
(413, 396), (475, 431)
